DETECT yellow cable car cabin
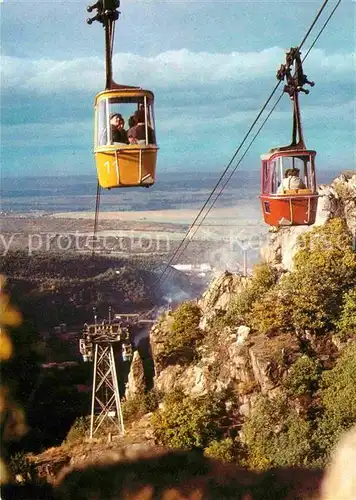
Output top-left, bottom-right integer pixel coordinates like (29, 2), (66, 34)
(94, 87), (158, 189)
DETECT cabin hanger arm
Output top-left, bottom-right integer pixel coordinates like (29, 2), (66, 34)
(276, 48), (315, 150)
(87, 0), (121, 89)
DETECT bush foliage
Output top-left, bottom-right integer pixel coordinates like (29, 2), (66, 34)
(242, 395), (311, 469)
(159, 302), (203, 363)
(314, 343), (356, 461)
(122, 390), (162, 424)
(284, 355), (322, 396)
(64, 416), (91, 444)
(289, 218), (356, 332)
(243, 219), (356, 335)
(204, 437), (240, 463)
(227, 262), (278, 324)
(336, 289), (356, 338)
(241, 344), (356, 469)
(152, 390), (226, 450)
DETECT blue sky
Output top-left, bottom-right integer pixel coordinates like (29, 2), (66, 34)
(1, 0), (355, 178)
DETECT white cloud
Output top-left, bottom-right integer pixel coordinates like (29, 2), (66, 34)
(2, 98), (353, 151)
(2, 47), (354, 95)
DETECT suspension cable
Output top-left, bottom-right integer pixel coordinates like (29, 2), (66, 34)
(302, 0), (342, 61)
(297, 0), (329, 51)
(159, 93), (285, 286)
(154, 80), (282, 284)
(154, 0), (341, 290)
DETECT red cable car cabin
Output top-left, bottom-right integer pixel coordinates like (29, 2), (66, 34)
(260, 149), (318, 226)
(260, 47), (319, 227)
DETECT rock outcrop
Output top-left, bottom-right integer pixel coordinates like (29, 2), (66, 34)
(198, 271), (250, 330)
(148, 317), (302, 421)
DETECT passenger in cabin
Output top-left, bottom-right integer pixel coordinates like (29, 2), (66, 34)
(110, 113), (129, 144)
(127, 115), (138, 144)
(134, 109), (155, 144)
(290, 167), (306, 189)
(277, 167), (305, 193)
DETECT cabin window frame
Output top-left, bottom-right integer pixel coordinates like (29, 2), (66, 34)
(267, 152), (316, 195)
(95, 94), (157, 148)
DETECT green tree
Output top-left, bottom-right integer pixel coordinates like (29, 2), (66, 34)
(247, 219), (356, 335)
(290, 219), (356, 332)
(250, 287), (292, 335)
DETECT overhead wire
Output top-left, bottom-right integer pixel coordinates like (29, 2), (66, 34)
(155, 93), (284, 288)
(154, 0), (341, 290)
(302, 0), (342, 61)
(154, 81), (283, 284)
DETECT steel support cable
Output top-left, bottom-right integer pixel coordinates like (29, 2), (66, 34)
(154, 0), (338, 289)
(158, 0), (342, 284)
(154, 80), (282, 287)
(160, 94), (285, 284)
(297, 0), (329, 51)
(191, 0), (343, 240)
(302, 0), (342, 61)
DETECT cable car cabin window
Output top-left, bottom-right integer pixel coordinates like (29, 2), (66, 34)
(97, 100), (108, 146)
(270, 154), (312, 194)
(96, 96), (156, 148)
(270, 159), (278, 194)
(261, 160), (269, 194)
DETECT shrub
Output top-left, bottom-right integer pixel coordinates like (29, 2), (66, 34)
(284, 355), (322, 396)
(7, 452), (37, 483)
(204, 438), (240, 462)
(289, 218), (356, 332)
(249, 219), (356, 335)
(122, 389), (162, 424)
(159, 302), (203, 363)
(314, 343), (356, 462)
(228, 262), (278, 324)
(250, 287), (292, 335)
(152, 390), (226, 450)
(64, 414), (126, 444)
(337, 289), (356, 338)
(64, 416), (91, 444)
(242, 395), (311, 469)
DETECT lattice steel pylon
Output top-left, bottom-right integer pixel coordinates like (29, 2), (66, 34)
(79, 321), (133, 438)
(90, 341), (123, 438)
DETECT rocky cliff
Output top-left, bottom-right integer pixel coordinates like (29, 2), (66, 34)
(127, 172), (355, 403)
(124, 171), (355, 464)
